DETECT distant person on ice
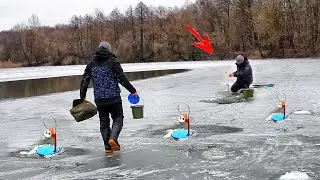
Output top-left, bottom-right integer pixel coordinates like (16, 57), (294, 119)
(80, 41), (138, 153)
(228, 55), (253, 92)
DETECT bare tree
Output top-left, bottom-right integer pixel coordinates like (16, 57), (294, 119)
(94, 9), (106, 37)
(70, 15), (85, 57)
(125, 6), (138, 59)
(135, 2), (149, 62)
(84, 14), (94, 56)
(109, 8), (123, 43)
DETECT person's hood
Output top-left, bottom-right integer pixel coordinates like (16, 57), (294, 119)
(94, 47), (117, 61)
(236, 58), (249, 68)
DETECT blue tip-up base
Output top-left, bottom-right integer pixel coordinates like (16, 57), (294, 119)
(171, 129), (192, 139)
(272, 113), (285, 121)
(36, 145), (60, 156)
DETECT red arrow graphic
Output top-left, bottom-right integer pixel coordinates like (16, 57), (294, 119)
(185, 24), (213, 54)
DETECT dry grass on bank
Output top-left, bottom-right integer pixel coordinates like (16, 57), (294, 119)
(0, 61), (23, 68)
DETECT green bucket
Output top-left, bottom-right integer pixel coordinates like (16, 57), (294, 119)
(131, 105), (144, 119)
(130, 98), (144, 119)
(242, 88), (254, 99)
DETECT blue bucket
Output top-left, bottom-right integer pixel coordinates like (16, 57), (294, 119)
(128, 94), (140, 104)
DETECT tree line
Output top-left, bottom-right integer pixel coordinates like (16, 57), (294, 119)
(0, 0), (319, 67)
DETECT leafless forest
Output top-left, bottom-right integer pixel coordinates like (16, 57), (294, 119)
(0, 0), (319, 67)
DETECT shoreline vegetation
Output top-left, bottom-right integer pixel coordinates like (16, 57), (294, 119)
(0, 0), (319, 68)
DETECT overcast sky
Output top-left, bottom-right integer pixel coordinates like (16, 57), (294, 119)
(0, 0), (195, 31)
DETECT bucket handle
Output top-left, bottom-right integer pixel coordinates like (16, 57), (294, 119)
(130, 97), (144, 106)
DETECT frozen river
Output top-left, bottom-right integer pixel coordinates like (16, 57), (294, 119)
(0, 59), (320, 179)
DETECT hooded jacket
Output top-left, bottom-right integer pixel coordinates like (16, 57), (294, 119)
(233, 58), (253, 85)
(80, 47), (136, 105)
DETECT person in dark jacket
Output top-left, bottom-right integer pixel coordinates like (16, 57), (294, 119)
(80, 41), (138, 153)
(229, 55), (253, 92)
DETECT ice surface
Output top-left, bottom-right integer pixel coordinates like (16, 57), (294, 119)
(1, 59), (320, 179)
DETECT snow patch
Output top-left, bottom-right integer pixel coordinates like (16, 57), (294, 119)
(279, 171), (310, 180)
(293, 110), (312, 115)
(0, 61), (235, 82)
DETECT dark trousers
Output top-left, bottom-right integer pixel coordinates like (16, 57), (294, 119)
(97, 101), (124, 149)
(231, 80), (250, 92)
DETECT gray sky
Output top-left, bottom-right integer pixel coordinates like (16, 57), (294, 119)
(0, 0), (195, 31)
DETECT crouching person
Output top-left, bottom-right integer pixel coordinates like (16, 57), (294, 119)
(229, 55), (253, 92)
